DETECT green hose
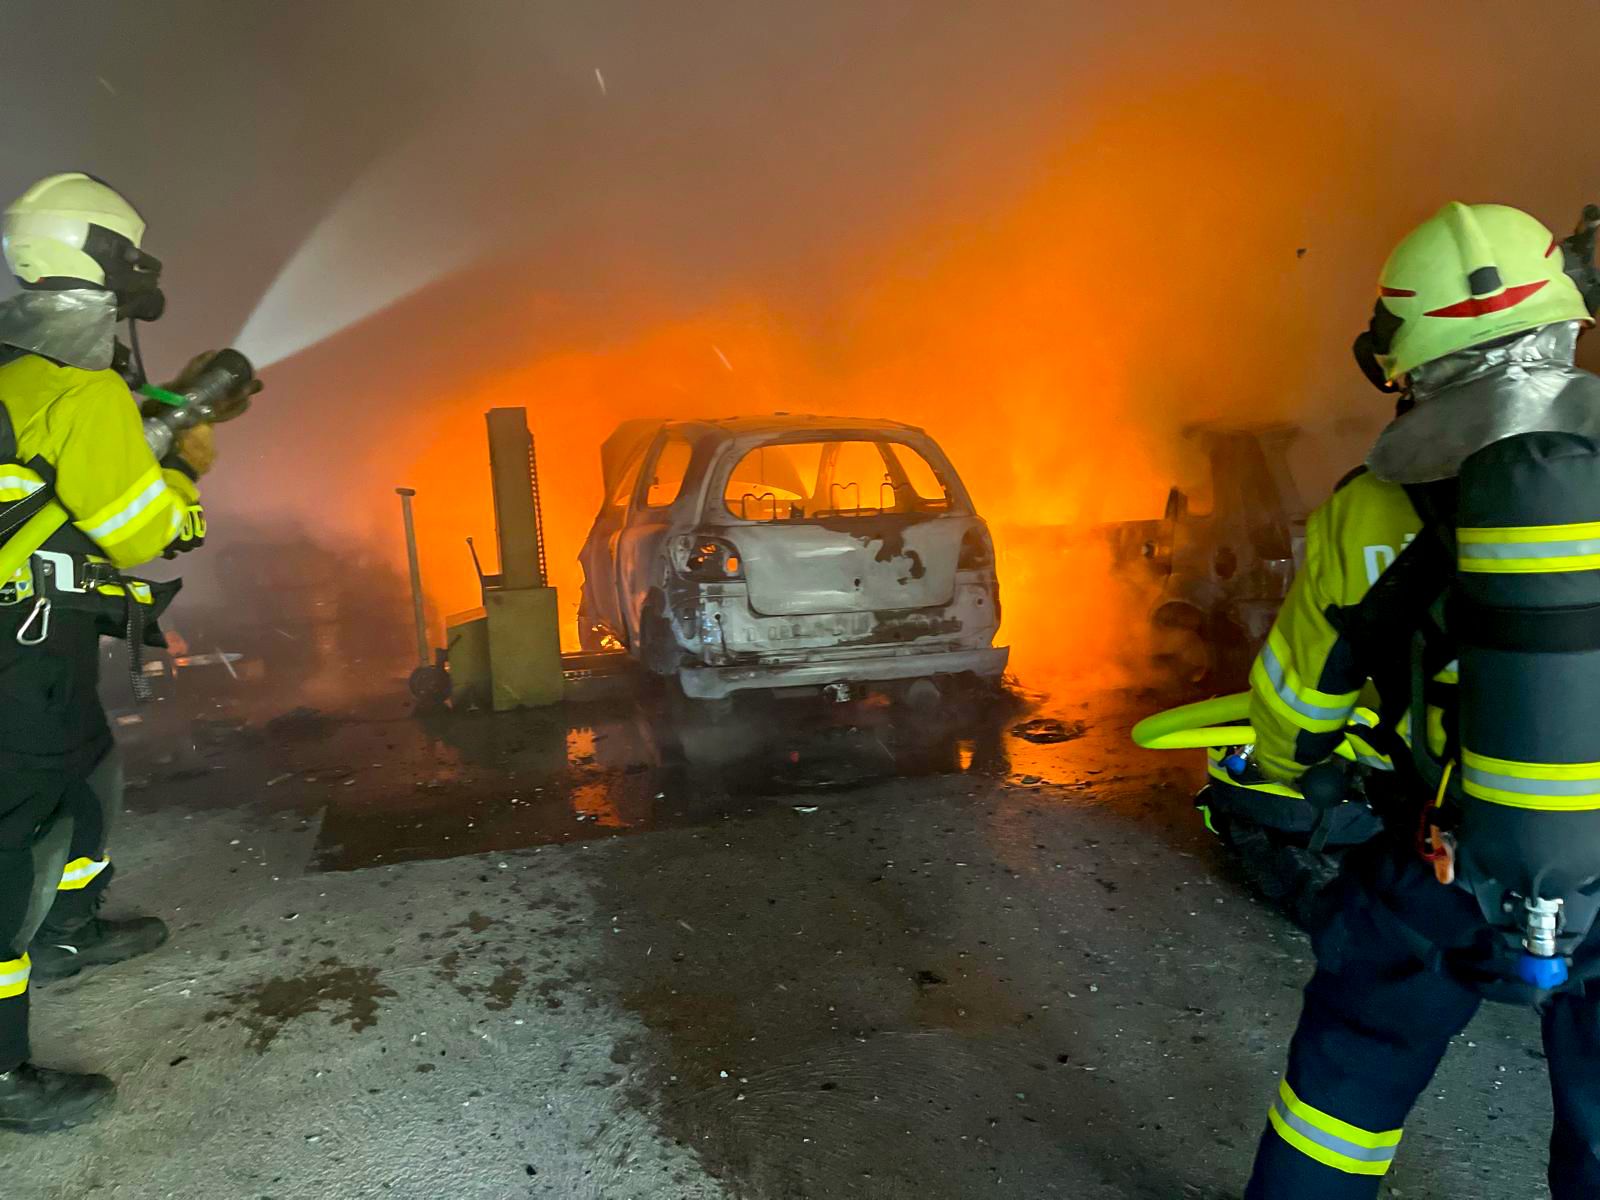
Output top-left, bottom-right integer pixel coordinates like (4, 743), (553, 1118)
(1130, 692), (1255, 750)
(138, 384), (186, 408)
(1133, 692), (1380, 768)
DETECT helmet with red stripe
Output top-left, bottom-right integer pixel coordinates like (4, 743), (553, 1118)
(1362, 202), (1589, 384)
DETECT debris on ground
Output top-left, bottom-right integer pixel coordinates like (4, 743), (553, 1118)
(266, 706), (338, 743)
(193, 715), (251, 745)
(302, 767), (354, 784)
(1010, 717), (1088, 744)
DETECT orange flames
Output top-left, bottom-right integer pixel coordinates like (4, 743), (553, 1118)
(368, 66), (1385, 691)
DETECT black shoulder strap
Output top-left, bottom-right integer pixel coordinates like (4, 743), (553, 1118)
(1331, 463), (1369, 494)
(0, 398), (62, 541)
(1324, 481), (1457, 736)
(1403, 481), (1458, 561)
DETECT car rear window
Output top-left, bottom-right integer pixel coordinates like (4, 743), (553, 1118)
(724, 439), (955, 522)
(644, 433), (694, 508)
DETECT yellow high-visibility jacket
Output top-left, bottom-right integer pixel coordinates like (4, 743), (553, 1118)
(0, 353), (201, 570)
(1247, 469), (1427, 782)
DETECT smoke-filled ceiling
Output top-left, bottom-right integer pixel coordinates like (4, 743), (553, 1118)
(3, 0), (1597, 674)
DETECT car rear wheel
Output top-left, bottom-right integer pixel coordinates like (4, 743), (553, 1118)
(637, 592), (683, 677)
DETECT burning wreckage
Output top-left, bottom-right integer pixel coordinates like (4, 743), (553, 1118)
(577, 415), (1008, 702)
(1121, 423), (1309, 692)
(576, 415), (1311, 704)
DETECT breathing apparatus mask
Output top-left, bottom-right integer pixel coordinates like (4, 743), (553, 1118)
(1352, 301), (1406, 404)
(86, 227), (168, 391)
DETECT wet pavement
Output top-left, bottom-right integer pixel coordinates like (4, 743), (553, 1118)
(8, 660), (1563, 1198)
(114, 673), (1085, 873)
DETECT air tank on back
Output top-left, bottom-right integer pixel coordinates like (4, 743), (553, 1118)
(1453, 431), (1600, 988)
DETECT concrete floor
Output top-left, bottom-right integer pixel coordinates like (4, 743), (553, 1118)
(6, 668), (1560, 1199)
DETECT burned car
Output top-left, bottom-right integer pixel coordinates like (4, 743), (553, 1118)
(578, 415), (1008, 699)
(1132, 424), (1310, 691)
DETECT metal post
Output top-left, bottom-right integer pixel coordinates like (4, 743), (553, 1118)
(396, 487), (429, 666)
(485, 408), (546, 590)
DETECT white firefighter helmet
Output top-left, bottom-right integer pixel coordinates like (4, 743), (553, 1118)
(2, 172), (149, 287)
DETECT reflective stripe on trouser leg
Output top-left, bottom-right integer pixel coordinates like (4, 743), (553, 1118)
(0, 953), (29, 1073)
(1246, 853), (1483, 1199)
(61, 746), (120, 873)
(57, 856), (110, 891)
(0, 806), (73, 1070)
(42, 755), (121, 930)
(0, 954), (29, 1000)
(1266, 1079), (1401, 1176)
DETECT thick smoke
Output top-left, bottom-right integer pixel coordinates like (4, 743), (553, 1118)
(1, 1), (1597, 680)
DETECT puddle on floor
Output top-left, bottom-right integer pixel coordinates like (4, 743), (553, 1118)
(121, 668), (1152, 872)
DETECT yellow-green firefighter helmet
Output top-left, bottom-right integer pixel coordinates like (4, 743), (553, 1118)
(2, 172), (147, 287)
(1373, 202), (1590, 382)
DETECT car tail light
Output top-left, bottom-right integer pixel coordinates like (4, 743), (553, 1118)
(673, 534), (744, 581)
(958, 524), (995, 570)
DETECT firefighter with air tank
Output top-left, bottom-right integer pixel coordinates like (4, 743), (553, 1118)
(1177, 200), (1600, 1197)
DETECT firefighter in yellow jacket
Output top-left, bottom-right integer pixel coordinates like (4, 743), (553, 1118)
(1242, 203), (1600, 1197)
(0, 174), (219, 1132)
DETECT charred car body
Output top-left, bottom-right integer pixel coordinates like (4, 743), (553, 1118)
(1130, 424), (1309, 691)
(578, 415), (1007, 699)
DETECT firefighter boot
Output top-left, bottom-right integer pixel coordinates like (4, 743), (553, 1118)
(0, 1063), (114, 1133)
(29, 900), (169, 984)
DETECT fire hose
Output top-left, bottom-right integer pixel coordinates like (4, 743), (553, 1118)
(1131, 692), (1375, 766)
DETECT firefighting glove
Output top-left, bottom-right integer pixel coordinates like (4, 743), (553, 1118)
(162, 503), (207, 557)
(173, 424), (216, 477)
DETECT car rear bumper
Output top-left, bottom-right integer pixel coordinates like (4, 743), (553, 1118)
(677, 643), (1010, 699)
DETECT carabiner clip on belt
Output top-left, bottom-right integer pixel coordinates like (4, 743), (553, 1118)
(15, 595), (49, 646)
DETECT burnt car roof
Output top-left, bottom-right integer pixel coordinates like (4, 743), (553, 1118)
(597, 414), (939, 498)
(661, 413), (929, 440)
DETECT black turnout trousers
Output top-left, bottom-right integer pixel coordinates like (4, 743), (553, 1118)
(0, 606), (114, 1070)
(1245, 842), (1600, 1199)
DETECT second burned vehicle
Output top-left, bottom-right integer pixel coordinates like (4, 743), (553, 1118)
(1131, 424), (1311, 692)
(578, 415), (1008, 702)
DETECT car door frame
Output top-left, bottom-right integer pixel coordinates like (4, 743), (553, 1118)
(579, 443), (650, 639)
(614, 428), (703, 647)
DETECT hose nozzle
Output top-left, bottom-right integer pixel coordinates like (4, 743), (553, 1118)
(140, 348), (258, 458)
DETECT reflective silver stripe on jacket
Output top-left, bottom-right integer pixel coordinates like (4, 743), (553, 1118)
(1261, 642), (1351, 721)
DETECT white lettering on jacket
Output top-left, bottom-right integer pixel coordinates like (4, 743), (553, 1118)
(1363, 534), (1416, 586)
